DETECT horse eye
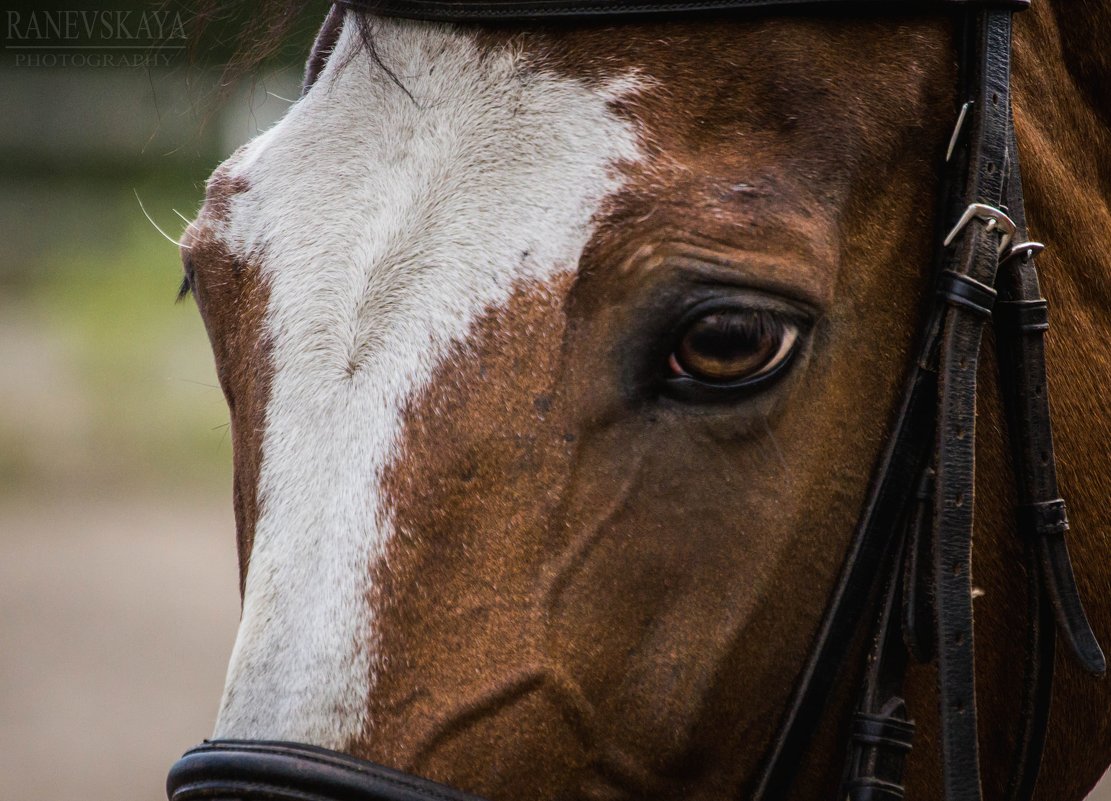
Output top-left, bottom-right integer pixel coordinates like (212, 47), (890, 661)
(668, 310), (799, 387)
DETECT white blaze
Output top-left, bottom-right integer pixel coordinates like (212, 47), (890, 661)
(211, 16), (642, 746)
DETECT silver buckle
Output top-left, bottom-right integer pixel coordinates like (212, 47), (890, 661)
(943, 202), (1017, 255)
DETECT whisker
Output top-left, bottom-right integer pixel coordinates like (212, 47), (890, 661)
(266, 90), (297, 103)
(134, 189), (191, 249)
(173, 378), (221, 390)
(171, 208), (193, 225)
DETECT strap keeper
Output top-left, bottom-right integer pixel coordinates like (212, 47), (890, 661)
(851, 712), (916, 752)
(939, 270), (997, 318)
(1017, 499), (1069, 539)
(994, 299), (1049, 333)
(846, 777), (907, 801)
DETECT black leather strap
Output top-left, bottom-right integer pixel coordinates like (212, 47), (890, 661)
(989, 119), (1105, 801)
(929, 11), (1016, 801)
(988, 116), (1104, 801)
(995, 298), (1049, 332)
(991, 122), (1055, 801)
(852, 715), (917, 751)
(844, 530), (917, 801)
(938, 270), (998, 318)
(168, 741), (489, 801)
(340, 0), (1029, 22)
(901, 466), (936, 663)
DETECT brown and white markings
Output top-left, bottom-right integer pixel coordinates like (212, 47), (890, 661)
(178, 6), (1111, 800)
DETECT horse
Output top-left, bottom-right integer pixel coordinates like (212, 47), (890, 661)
(171, 2), (1111, 799)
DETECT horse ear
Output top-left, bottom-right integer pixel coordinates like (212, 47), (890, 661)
(302, 4), (346, 96)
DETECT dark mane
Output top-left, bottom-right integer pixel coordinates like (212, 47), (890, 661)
(189, 1), (330, 91)
(191, 1), (401, 100)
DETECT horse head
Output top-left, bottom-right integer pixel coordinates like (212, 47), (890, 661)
(175, 4), (1111, 799)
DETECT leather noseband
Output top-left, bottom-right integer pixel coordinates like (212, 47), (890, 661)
(168, 741), (487, 801)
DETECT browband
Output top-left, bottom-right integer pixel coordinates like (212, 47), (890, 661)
(337, 0), (1029, 23)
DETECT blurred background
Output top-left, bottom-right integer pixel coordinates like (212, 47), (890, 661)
(0, 2), (325, 799)
(0, 2), (1108, 801)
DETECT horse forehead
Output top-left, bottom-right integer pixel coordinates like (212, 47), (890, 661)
(203, 18), (650, 418)
(212, 23), (637, 234)
(208, 18), (644, 746)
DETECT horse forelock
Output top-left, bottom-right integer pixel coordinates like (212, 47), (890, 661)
(202, 17), (645, 748)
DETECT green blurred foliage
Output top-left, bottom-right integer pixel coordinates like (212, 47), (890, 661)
(0, 170), (234, 494)
(1, 2), (330, 497)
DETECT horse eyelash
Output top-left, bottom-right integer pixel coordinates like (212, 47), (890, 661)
(176, 274), (193, 303)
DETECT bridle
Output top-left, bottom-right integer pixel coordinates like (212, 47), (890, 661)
(166, 2), (1106, 800)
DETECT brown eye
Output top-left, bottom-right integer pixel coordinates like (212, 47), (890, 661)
(669, 310), (799, 385)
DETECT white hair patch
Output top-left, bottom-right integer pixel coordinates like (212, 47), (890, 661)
(210, 16), (642, 747)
